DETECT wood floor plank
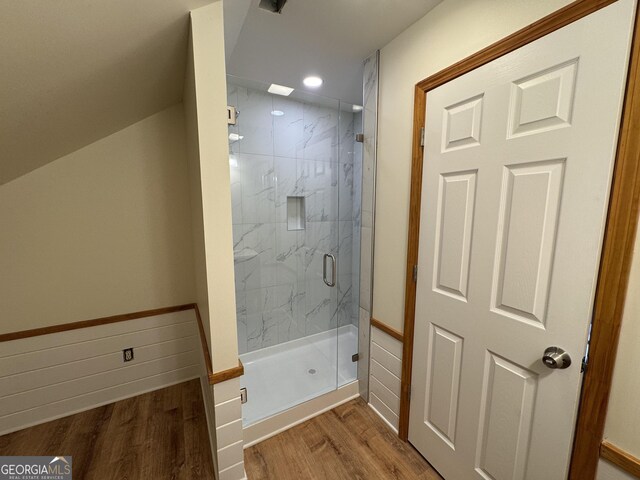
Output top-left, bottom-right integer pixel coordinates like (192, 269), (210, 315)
(301, 416), (373, 480)
(182, 379), (215, 480)
(0, 379), (214, 480)
(2, 383), (441, 479)
(318, 407), (419, 479)
(244, 398), (443, 480)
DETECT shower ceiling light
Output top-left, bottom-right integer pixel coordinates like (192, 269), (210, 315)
(271, 110), (285, 116)
(268, 83), (294, 96)
(352, 105), (363, 112)
(303, 76), (323, 88)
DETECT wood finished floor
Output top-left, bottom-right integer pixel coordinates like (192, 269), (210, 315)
(245, 398), (443, 480)
(0, 379), (215, 480)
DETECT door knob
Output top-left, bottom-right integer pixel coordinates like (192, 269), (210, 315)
(542, 346), (572, 369)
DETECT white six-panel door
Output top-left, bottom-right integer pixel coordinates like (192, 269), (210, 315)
(408, 1), (636, 479)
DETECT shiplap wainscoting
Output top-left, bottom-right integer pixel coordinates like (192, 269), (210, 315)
(200, 376), (220, 475)
(213, 378), (246, 480)
(0, 310), (202, 435)
(368, 326), (403, 431)
(597, 458), (638, 480)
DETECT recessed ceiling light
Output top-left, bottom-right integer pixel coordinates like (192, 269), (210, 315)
(352, 105), (363, 112)
(303, 76), (323, 88)
(229, 133), (244, 142)
(268, 84), (294, 96)
(271, 110), (285, 116)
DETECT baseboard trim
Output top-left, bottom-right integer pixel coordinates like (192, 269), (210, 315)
(368, 402), (399, 434)
(243, 381), (360, 448)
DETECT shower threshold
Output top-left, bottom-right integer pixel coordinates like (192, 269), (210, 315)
(239, 324), (358, 427)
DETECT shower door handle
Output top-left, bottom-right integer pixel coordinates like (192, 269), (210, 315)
(323, 253), (336, 287)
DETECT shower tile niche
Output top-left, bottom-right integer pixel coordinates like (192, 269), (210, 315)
(287, 196), (305, 231)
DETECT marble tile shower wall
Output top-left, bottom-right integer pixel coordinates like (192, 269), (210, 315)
(228, 83), (362, 354)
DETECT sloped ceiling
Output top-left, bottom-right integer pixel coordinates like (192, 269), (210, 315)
(1, 0), (442, 185)
(225, 0), (442, 105)
(0, 0), (213, 185)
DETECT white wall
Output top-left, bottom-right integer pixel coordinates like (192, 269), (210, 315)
(373, 0), (573, 331)
(186, 0), (239, 373)
(0, 104), (195, 333)
(184, 24), (212, 351)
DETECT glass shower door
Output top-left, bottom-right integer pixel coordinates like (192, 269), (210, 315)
(228, 76), (342, 426)
(337, 103), (362, 387)
(293, 96), (341, 405)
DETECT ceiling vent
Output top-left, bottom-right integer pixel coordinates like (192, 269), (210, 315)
(258, 0), (288, 14)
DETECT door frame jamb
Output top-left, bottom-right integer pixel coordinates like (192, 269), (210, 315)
(398, 1), (640, 478)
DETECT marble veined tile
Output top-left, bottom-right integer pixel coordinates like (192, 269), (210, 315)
(243, 283), (305, 352)
(302, 278), (338, 336)
(237, 86), (274, 156)
(300, 221), (338, 281)
(228, 83), (240, 155)
(274, 157), (303, 224)
(275, 223), (302, 285)
(246, 310), (279, 352)
(339, 110), (355, 165)
(235, 289), (248, 354)
(302, 103), (338, 163)
(273, 96), (304, 159)
(337, 221), (353, 278)
(363, 53), (379, 115)
(229, 154), (243, 225)
(351, 224), (361, 286)
(337, 274), (354, 328)
(233, 223), (277, 291)
(298, 159), (338, 223)
(359, 226), (372, 311)
(339, 162), (354, 221)
(238, 153), (275, 224)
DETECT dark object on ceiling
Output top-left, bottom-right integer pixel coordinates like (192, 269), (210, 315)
(258, 0), (288, 14)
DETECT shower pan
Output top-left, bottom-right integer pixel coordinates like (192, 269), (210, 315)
(227, 76), (363, 427)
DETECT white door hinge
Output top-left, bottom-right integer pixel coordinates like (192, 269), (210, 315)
(420, 126), (425, 147)
(227, 106), (238, 125)
(413, 264), (418, 283)
(240, 387), (247, 404)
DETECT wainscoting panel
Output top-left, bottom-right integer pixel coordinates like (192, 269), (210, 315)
(597, 458), (638, 480)
(0, 310), (201, 435)
(369, 325), (403, 431)
(214, 377), (246, 480)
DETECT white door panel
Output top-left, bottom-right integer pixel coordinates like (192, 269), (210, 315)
(408, 1), (636, 479)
